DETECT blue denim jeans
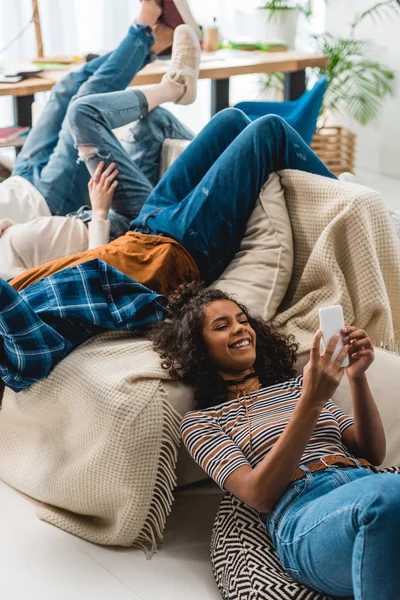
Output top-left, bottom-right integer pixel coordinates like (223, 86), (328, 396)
(68, 95), (194, 237)
(12, 24), (169, 220)
(69, 106), (194, 240)
(131, 108), (337, 283)
(265, 466), (400, 599)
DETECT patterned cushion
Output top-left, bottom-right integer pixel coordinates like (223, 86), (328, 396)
(211, 467), (400, 600)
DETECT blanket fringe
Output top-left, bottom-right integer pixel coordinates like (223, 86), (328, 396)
(132, 382), (182, 558)
(375, 336), (400, 355)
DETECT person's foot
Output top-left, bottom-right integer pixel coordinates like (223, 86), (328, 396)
(159, 0), (202, 40)
(162, 24), (200, 105)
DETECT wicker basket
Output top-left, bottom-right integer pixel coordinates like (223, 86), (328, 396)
(311, 126), (356, 176)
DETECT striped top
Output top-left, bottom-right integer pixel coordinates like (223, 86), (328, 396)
(181, 375), (354, 489)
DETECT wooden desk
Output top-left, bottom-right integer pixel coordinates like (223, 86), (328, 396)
(0, 50), (328, 128)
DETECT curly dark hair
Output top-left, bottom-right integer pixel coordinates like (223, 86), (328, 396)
(150, 282), (299, 410)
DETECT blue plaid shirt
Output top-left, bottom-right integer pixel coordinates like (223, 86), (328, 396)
(0, 259), (167, 392)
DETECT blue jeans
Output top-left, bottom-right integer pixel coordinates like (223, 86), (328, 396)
(12, 24), (193, 225)
(69, 107), (194, 240)
(68, 95), (193, 238)
(265, 466), (400, 599)
(131, 108), (336, 284)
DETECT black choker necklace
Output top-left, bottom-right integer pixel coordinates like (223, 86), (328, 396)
(224, 372), (259, 386)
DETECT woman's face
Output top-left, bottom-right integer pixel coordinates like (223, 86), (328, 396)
(202, 299), (257, 379)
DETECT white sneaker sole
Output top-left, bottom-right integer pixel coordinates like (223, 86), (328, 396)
(172, 0), (202, 41)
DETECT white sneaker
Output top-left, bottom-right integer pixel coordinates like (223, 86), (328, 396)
(162, 24), (200, 106)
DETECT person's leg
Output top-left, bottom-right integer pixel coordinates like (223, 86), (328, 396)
(15, 0), (163, 216)
(12, 52), (112, 180)
(33, 22), (158, 217)
(69, 24), (200, 221)
(139, 113), (336, 282)
(13, 1), (166, 186)
(121, 106), (195, 187)
(130, 107), (252, 219)
(268, 469), (400, 599)
(65, 108), (194, 240)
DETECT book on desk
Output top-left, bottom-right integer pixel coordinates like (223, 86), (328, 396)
(0, 126), (30, 147)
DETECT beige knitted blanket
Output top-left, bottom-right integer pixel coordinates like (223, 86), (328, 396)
(0, 332), (180, 555)
(274, 170), (400, 354)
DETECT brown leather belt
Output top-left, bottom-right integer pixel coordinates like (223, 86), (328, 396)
(291, 455), (376, 483)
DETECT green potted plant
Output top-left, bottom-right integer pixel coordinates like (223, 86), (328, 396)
(311, 1), (399, 174)
(314, 0), (400, 126)
(256, 1), (313, 48)
(258, 1), (399, 173)
(261, 0), (398, 126)
(314, 35), (394, 127)
(312, 2), (399, 174)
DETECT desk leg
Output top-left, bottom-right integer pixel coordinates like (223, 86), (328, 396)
(13, 95), (34, 127)
(211, 78), (230, 116)
(284, 70), (306, 101)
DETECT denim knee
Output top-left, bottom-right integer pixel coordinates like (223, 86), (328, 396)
(252, 113), (288, 135)
(140, 106), (173, 128)
(50, 70), (83, 101)
(67, 97), (100, 144)
(211, 107), (251, 132)
(359, 474), (400, 528)
(67, 96), (93, 126)
(133, 106), (176, 139)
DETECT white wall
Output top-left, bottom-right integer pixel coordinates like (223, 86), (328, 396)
(325, 0), (400, 179)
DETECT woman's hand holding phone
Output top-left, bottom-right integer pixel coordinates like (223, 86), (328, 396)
(341, 326), (375, 380)
(301, 330), (350, 409)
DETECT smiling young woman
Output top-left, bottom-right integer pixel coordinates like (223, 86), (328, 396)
(151, 282), (398, 600)
(151, 282), (298, 409)
(201, 300), (257, 383)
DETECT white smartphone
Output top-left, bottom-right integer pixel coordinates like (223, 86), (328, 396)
(318, 305), (349, 367)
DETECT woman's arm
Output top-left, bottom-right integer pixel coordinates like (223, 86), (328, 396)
(224, 331), (350, 514)
(340, 327), (386, 465)
(341, 375), (386, 465)
(224, 395), (322, 513)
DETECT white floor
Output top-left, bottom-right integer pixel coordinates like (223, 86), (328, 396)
(0, 170), (399, 600)
(356, 169), (400, 211)
(0, 479), (224, 600)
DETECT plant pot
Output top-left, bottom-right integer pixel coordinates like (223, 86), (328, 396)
(255, 8), (299, 48)
(311, 127), (357, 176)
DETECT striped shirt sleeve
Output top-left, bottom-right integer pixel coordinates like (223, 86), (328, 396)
(181, 410), (250, 490)
(325, 399), (354, 434)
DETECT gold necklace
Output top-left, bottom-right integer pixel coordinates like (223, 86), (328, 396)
(234, 383), (262, 453)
